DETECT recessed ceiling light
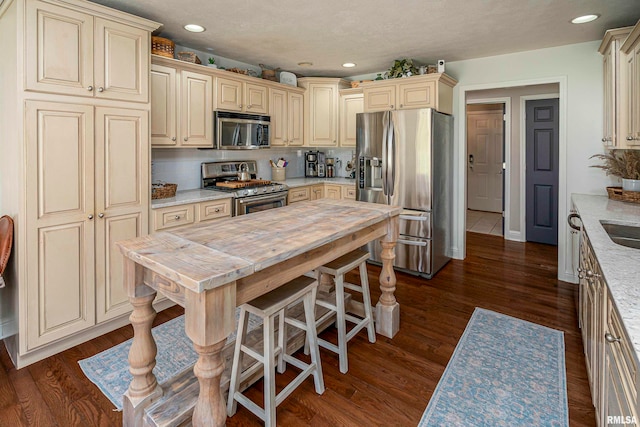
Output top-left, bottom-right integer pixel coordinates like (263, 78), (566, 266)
(571, 14), (599, 24)
(184, 24), (205, 33)
(298, 62), (313, 67)
(342, 62), (357, 68)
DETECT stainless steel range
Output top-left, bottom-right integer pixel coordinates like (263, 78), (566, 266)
(201, 160), (288, 216)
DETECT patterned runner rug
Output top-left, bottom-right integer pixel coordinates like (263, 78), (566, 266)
(418, 307), (568, 426)
(78, 309), (260, 411)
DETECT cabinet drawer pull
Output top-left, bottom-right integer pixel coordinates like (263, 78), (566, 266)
(214, 208), (220, 213)
(605, 332), (621, 343)
(175, 215), (181, 220)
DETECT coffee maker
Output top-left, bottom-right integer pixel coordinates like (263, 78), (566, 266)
(305, 151), (326, 177)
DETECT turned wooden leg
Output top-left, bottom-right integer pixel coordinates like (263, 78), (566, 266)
(376, 217), (400, 338)
(192, 341), (227, 427)
(123, 291), (162, 426)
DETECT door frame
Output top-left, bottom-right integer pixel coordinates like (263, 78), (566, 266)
(520, 93), (560, 242)
(466, 97), (510, 237)
(454, 76), (569, 281)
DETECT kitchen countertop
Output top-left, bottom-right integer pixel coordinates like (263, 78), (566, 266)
(572, 194), (640, 360)
(151, 178), (357, 209)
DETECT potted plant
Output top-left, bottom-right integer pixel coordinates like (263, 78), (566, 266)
(386, 59), (418, 79)
(591, 149), (640, 191)
(207, 57), (217, 68)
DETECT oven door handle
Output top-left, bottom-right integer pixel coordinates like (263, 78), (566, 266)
(236, 193), (287, 205)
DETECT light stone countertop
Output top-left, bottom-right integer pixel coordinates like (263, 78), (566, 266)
(151, 178), (356, 209)
(151, 189), (232, 209)
(572, 194), (640, 361)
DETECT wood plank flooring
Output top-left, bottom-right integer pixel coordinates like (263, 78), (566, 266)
(0, 232), (595, 426)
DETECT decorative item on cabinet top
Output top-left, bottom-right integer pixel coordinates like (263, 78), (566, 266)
(176, 51), (201, 64)
(386, 58), (419, 78)
(260, 64), (280, 81)
(151, 36), (175, 58)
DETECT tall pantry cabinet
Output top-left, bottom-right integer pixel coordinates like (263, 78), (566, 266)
(0, 0), (161, 367)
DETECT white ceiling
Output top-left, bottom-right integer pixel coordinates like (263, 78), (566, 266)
(89, 0), (640, 77)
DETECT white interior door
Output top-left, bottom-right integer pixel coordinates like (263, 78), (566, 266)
(467, 109), (504, 212)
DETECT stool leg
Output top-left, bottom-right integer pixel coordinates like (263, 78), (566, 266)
(277, 308), (286, 374)
(359, 261), (376, 344)
(227, 307), (249, 417)
(304, 288), (325, 395)
(304, 269), (323, 356)
(263, 314), (277, 427)
(334, 274), (348, 374)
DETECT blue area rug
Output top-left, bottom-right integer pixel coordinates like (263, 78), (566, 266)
(419, 308), (568, 427)
(78, 309), (260, 411)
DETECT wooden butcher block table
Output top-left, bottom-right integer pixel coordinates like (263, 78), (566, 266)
(116, 198), (401, 426)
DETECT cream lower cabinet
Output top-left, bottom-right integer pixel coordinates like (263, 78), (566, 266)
(151, 61), (213, 148)
(269, 87), (304, 146)
(579, 228), (638, 426)
(288, 184), (355, 204)
(152, 198), (232, 232)
(25, 0), (150, 103)
(25, 101), (149, 349)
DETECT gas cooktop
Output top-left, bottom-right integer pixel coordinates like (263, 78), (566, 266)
(201, 161), (288, 198)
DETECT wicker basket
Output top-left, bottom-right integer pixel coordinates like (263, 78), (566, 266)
(151, 36), (175, 59)
(176, 51), (201, 64)
(607, 186), (623, 201)
(622, 189), (640, 203)
(152, 183), (177, 199)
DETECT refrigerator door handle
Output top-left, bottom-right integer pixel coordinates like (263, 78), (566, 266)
(397, 238), (428, 247)
(387, 116), (395, 198)
(381, 112), (389, 196)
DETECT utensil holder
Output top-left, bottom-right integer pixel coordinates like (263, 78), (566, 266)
(272, 167), (286, 181)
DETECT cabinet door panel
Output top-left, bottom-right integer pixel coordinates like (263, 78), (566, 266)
(269, 88), (287, 146)
(363, 86), (395, 112)
(325, 185), (341, 200)
(288, 92), (304, 146)
(399, 81), (435, 109)
(340, 94), (363, 147)
(150, 65), (177, 146)
(27, 222), (95, 349)
(26, 0), (94, 96)
(216, 77), (243, 112)
(181, 71), (213, 147)
(95, 107), (149, 213)
(95, 213), (141, 322)
(26, 101), (94, 222)
(309, 85), (337, 146)
(94, 18), (149, 102)
(245, 83), (268, 114)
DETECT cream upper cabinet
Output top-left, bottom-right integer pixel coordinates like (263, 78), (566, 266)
(339, 89), (364, 147)
(298, 77), (350, 147)
(269, 87), (304, 146)
(361, 73), (457, 114)
(150, 62), (213, 148)
(621, 23), (640, 147)
(216, 76), (268, 114)
(599, 27), (633, 148)
(26, 0), (149, 102)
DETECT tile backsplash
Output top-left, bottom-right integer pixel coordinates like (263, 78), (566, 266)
(152, 147), (356, 190)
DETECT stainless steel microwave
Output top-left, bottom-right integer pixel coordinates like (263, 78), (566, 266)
(214, 111), (271, 149)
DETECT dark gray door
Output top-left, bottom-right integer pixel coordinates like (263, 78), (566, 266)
(526, 99), (559, 245)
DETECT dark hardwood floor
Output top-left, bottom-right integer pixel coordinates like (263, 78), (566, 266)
(0, 232), (596, 426)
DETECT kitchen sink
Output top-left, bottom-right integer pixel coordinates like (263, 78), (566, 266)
(599, 221), (640, 249)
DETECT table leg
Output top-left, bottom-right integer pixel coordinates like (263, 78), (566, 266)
(192, 341), (227, 427)
(376, 217), (400, 338)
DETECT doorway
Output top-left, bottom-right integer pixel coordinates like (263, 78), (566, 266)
(466, 103), (505, 236)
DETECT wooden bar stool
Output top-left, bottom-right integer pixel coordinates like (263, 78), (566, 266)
(226, 276), (325, 426)
(313, 249), (376, 374)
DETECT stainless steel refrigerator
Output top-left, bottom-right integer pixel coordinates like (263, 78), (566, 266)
(356, 108), (453, 278)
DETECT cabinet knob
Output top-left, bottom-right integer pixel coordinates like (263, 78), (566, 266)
(172, 137), (177, 141)
(87, 86), (94, 91)
(238, 104), (242, 109)
(174, 215), (181, 220)
(605, 332), (621, 343)
(184, 137), (188, 141)
(400, 104), (403, 108)
(627, 136), (634, 141)
(602, 138), (607, 142)
(390, 105), (394, 109)
(214, 208), (220, 213)
(88, 214), (94, 220)
(98, 213), (104, 218)
(98, 87), (104, 92)
(247, 105), (252, 109)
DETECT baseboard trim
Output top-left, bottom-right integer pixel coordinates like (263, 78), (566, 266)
(0, 318), (17, 340)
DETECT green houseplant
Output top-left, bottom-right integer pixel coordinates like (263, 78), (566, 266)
(591, 149), (640, 191)
(386, 59), (418, 79)
(207, 57), (217, 68)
